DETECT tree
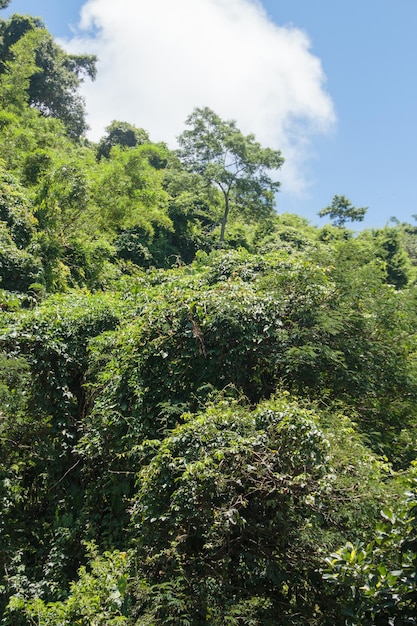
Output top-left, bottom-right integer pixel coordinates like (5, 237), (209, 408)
(177, 107), (284, 243)
(130, 397), (332, 624)
(91, 143), (171, 234)
(374, 227), (412, 288)
(29, 32), (96, 139)
(97, 120), (150, 160)
(0, 14), (97, 138)
(0, 14), (45, 59)
(0, 28), (43, 112)
(0, 0), (11, 8)
(319, 194), (367, 228)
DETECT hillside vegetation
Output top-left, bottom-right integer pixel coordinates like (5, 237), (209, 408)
(0, 9), (416, 625)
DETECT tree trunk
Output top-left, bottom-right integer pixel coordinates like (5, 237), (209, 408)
(219, 192), (230, 245)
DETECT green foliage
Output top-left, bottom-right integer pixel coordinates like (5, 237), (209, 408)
(0, 287), (21, 310)
(178, 107), (284, 243)
(323, 468), (417, 625)
(29, 31), (96, 138)
(373, 227), (412, 288)
(62, 236), (116, 289)
(97, 120), (150, 160)
(286, 236), (417, 455)
(91, 144), (171, 234)
(0, 14), (45, 61)
(80, 247), (417, 463)
(1, 291), (124, 421)
(0, 13), (96, 138)
(163, 165), (220, 261)
(0, 95), (68, 180)
(0, 11), (416, 622)
(4, 545), (131, 626)
(0, 28), (44, 112)
(0, 165), (36, 246)
(0, 167), (44, 290)
(35, 158), (92, 234)
(0, 222), (43, 291)
(253, 212), (319, 253)
(0, 292), (125, 612)
(130, 396), (332, 624)
(319, 194), (367, 228)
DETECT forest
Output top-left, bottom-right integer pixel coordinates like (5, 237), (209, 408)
(0, 5), (416, 625)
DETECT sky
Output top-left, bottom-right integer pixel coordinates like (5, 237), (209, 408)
(2, 0), (417, 229)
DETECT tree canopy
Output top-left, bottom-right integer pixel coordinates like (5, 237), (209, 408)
(96, 120), (150, 160)
(0, 13), (97, 138)
(318, 194), (368, 228)
(178, 106), (284, 243)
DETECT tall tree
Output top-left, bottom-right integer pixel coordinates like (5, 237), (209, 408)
(96, 120), (150, 160)
(0, 28), (43, 111)
(0, 14), (96, 138)
(177, 107), (284, 243)
(319, 194), (367, 228)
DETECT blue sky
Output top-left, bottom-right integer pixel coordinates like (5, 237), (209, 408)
(2, 0), (417, 229)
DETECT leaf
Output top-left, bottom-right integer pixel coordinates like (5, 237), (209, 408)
(381, 508), (396, 524)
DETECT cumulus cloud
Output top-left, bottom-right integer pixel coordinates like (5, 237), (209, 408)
(63, 0), (335, 195)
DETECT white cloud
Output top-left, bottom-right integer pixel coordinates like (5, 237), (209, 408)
(63, 0), (336, 195)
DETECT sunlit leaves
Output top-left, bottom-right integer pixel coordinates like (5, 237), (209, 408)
(178, 107), (284, 242)
(318, 194), (367, 228)
(322, 470), (417, 625)
(130, 396), (331, 623)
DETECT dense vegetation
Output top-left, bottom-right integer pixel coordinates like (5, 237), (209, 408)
(0, 7), (416, 625)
